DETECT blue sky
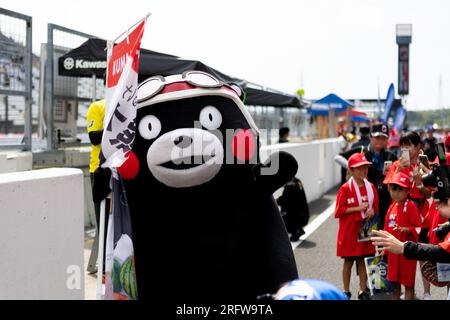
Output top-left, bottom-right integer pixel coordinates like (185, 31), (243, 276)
(2, 0), (450, 111)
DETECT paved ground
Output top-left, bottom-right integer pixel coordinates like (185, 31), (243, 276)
(84, 230), (98, 300)
(83, 186), (449, 300)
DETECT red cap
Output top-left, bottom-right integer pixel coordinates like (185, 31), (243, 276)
(389, 172), (411, 189)
(348, 153), (372, 168)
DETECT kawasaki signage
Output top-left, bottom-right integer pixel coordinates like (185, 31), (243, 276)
(63, 57), (107, 70)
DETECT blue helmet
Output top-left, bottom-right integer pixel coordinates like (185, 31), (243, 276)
(274, 279), (349, 300)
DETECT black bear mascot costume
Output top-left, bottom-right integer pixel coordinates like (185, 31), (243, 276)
(98, 70), (299, 301)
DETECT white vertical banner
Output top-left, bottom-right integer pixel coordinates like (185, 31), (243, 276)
(98, 14), (149, 300)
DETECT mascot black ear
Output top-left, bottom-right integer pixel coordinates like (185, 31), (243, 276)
(254, 151), (298, 196)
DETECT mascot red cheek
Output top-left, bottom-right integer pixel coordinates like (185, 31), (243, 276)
(232, 129), (256, 161)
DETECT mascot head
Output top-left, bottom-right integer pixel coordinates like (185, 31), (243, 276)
(120, 70), (260, 188)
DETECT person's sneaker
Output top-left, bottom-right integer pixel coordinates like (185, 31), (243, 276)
(343, 291), (352, 299)
(358, 290), (371, 300)
(422, 293), (432, 300)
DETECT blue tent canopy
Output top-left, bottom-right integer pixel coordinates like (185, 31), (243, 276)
(307, 104), (329, 116)
(308, 93), (353, 115)
(352, 115), (371, 123)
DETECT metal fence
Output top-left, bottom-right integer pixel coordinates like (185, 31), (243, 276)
(0, 7), (32, 150)
(248, 107), (312, 145)
(41, 23), (104, 151)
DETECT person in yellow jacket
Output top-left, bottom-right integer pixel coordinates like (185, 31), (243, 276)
(87, 99), (105, 174)
(86, 98), (108, 278)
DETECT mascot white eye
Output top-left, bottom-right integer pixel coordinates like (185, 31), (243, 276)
(139, 115), (161, 140)
(199, 106), (222, 130)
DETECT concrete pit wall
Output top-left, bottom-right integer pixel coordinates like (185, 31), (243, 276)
(261, 138), (342, 202)
(0, 168), (85, 299)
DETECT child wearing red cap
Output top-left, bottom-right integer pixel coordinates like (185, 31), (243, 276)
(335, 152), (378, 299)
(384, 172), (422, 300)
(384, 132), (432, 223)
(383, 131), (435, 298)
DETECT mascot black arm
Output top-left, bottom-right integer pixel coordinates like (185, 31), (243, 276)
(254, 151), (298, 195)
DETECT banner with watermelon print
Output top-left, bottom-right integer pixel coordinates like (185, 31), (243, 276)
(104, 170), (138, 300)
(101, 14), (149, 300)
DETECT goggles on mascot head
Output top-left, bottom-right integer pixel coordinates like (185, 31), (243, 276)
(137, 70), (244, 104)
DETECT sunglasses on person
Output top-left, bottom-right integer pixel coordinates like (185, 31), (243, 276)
(391, 184), (407, 191)
(137, 70), (244, 103)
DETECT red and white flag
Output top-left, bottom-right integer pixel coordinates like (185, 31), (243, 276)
(101, 18), (147, 168)
(100, 15), (148, 300)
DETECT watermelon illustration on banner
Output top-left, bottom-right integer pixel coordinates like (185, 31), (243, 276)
(104, 170), (138, 300)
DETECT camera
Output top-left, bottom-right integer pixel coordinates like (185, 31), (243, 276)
(433, 222), (450, 241)
(422, 143), (450, 201)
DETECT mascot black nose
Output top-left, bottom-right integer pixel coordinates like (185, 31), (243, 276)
(174, 135), (193, 148)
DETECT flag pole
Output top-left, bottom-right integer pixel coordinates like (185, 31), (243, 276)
(113, 13), (151, 44)
(96, 199), (106, 300)
(100, 14), (148, 299)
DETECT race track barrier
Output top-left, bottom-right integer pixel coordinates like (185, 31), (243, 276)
(262, 138), (342, 203)
(0, 168), (84, 299)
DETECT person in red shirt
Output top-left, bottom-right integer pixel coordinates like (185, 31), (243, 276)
(382, 172), (422, 300)
(370, 195), (450, 264)
(383, 131), (434, 298)
(387, 127), (401, 157)
(427, 200), (449, 245)
(371, 160), (450, 267)
(384, 131), (432, 219)
(335, 153), (378, 300)
(444, 134), (450, 151)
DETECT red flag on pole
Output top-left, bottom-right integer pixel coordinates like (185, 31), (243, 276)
(99, 15), (149, 300)
(101, 18), (147, 168)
